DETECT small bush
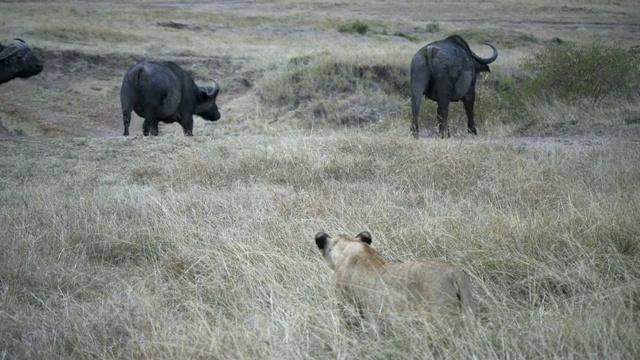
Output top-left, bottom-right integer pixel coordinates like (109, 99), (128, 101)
(338, 20), (369, 35)
(393, 32), (419, 42)
(259, 55), (409, 108)
(523, 43), (640, 105)
(257, 55), (408, 127)
(426, 22), (440, 33)
(476, 43), (640, 133)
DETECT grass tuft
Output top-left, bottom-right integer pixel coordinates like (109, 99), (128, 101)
(337, 20), (370, 35)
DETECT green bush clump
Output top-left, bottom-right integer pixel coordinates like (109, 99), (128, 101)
(393, 31), (419, 42)
(338, 20), (369, 35)
(259, 54), (409, 108)
(426, 22), (440, 33)
(523, 43), (640, 105)
(257, 54), (408, 127)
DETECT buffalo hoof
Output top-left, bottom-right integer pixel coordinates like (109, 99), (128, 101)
(468, 127), (477, 135)
(438, 130), (450, 139)
(410, 128), (419, 139)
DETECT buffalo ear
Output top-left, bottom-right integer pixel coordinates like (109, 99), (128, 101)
(315, 232), (329, 250)
(196, 86), (217, 101)
(210, 79), (220, 98)
(356, 231), (372, 245)
(196, 87), (208, 101)
(475, 62), (490, 73)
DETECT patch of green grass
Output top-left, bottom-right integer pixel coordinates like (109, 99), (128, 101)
(338, 20), (370, 34)
(393, 31), (419, 42)
(257, 53), (408, 127)
(523, 42), (640, 105)
(25, 24), (145, 44)
(426, 22), (441, 33)
(470, 42), (640, 135)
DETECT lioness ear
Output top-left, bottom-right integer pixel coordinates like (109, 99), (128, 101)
(315, 232), (329, 250)
(356, 231), (372, 245)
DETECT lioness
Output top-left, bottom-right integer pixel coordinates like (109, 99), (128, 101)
(315, 231), (473, 324)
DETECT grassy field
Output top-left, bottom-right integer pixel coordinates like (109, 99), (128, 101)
(1, 0), (640, 359)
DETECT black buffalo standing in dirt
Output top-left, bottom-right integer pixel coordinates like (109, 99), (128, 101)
(0, 39), (43, 85)
(410, 35), (498, 138)
(120, 61), (220, 136)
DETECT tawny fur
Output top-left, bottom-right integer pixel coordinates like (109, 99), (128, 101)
(315, 232), (473, 323)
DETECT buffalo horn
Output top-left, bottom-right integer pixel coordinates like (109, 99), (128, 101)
(0, 39), (29, 60)
(476, 42), (498, 65)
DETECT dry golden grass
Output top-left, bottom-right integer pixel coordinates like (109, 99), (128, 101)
(1, 131), (639, 359)
(1, 0), (640, 358)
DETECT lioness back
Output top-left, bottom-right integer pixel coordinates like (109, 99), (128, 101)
(315, 231), (473, 321)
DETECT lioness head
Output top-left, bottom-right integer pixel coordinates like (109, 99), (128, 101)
(315, 231), (373, 269)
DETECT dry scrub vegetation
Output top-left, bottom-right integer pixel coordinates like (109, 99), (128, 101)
(1, 133), (639, 359)
(1, 0), (640, 359)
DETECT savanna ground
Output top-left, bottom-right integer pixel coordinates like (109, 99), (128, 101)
(1, 0), (640, 358)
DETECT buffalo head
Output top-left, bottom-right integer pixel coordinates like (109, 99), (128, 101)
(0, 39), (43, 85)
(195, 80), (221, 121)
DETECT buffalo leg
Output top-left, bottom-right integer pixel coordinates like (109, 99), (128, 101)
(141, 115), (160, 136)
(149, 120), (160, 136)
(462, 94), (478, 135)
(142, 119), (149, 136)
(410, 98), (422, 139)
(181, 115), (194, 136)
(410, 54), (429, 139)
(120, 79), (135, 136)
(436, 98), (450, 139)
(122, 111), (131, 136)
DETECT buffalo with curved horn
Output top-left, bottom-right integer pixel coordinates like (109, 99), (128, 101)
(410, 35), (498, 138)
(120, 61), (221, 136)
(0, 39), (43, 85)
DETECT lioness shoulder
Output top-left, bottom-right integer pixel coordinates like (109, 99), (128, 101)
(315, 231), (473, 321)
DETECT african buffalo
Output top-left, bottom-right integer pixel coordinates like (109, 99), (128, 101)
(120, 61), (220, 136)
(0, 39), (43, 85)
(410, 35), (498, 138)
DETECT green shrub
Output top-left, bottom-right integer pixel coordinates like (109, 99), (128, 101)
(425, 22), (440, 33)
(259, 55), (409, 108)
(338, 20), (369, 35)
(393, 31), (419, 42)
(257, 54), (409, 127)
(475, 43), (640, 130)
(523, 43), (640, 105)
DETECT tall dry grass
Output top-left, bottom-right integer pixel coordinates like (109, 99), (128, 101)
(1, 131), (639, 359)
